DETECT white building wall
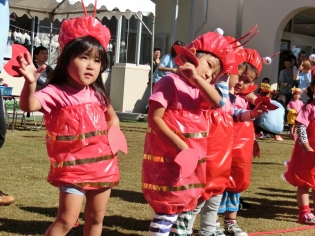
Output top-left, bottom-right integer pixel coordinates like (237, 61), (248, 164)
(154, 0), (315, 86)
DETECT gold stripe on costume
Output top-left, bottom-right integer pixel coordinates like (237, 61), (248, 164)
(147, 127), (207, 139)
(142, 183), (205, 192)
(52, 154), (115, 168)
(55, 130), (108, 141)
(75, 181), (119, 188)
(143, 154), (169, 162)
(143, 154), (206, 165)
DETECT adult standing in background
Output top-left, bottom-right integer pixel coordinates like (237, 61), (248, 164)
(298, 51), (307, 67)
(33, 46), (54, 90)
(152, 40), (185, 87)
(279, 58), (294, 106)
(147, 46), (161, 86)
(293, 59), (312, 103)
(0, 0), (15, 206)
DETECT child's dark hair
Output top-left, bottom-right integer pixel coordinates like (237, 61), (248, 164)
(170, 40), (185, 58)
(262, 77), (270, 83)
(33, 46), (48, 64)
(272, 92), (286, 107)
(47, 35), (110, 106)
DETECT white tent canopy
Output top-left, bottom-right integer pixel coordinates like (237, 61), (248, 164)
(9, 0), (155, 21)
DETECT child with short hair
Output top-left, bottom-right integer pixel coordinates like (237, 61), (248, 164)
(18, 4), (126, 235)
(214, 49), (262, 236)
(142, 31), (237, 236)
(284, 77), (315, 225)
(287, 87), (304, 139)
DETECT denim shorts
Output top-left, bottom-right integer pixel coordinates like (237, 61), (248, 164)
(59, 184), (86, 196)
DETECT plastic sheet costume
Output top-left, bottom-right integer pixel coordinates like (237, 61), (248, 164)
(142, 31), (236, 214)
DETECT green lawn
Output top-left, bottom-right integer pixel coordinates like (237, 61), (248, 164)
(0, 121), (314, 235)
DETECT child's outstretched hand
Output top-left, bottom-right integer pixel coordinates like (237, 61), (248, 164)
(250, 101), (268, 118)
(18, 52), (46, 84)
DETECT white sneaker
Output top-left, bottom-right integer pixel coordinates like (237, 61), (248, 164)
(224, 220), (248, 236)
(216, 221), (226, 236)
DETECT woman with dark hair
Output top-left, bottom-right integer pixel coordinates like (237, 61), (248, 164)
(152, 40), (185, 87)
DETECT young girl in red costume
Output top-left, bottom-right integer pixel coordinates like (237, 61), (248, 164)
(284, 77), (315, 225)
(18, 2), (127, 235)
(143, 31), (237, 236)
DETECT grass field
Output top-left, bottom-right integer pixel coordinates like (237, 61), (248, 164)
(1, 121), (315, 235)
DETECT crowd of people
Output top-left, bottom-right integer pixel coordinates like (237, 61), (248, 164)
(2, 0), (315, 236)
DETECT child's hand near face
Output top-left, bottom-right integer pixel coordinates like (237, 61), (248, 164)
(18, 52), (46, 84)
(178, 62), (204, 86)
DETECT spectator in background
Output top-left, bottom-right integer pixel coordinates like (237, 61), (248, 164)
(290, 54), (298, 74)
(256, 77), (270, 96)
(279, 58), (294, 107)
(0, 0), (15, 206)
(255, 83), (285, 141)
(147, 46), (161, 86)
(298, 51), (307, 66)
(152, 40), (185, 87)
(293, 59), (312, 103)
(33, 46), (54, 90)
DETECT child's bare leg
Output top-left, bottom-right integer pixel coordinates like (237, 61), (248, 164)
(292, 125), (297, 135)
(224, 211), (237, 220)
(83, 188), (111, 236)
(297, 186), (309, 207)
(289, 125), (294, 135)
(45, 192), (84, 236)
(297, 187), (315, 224)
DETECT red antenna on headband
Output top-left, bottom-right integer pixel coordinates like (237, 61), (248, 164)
(81, 0), (97, 16)
(262, 52), (280, 65)
(230, 25), (259, 48)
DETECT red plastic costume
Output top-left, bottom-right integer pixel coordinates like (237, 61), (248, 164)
(143, 31), (237, 214)
(46, 103), (120, 189)
(225, 49), (262, 193)
(228, 119), (254, 192)
(143, 108), (207, 214)
(284, 120), (315, 188)
(202, 105), (233, 200)
(39, 1), (121, 190)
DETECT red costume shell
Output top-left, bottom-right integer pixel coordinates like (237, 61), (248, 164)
(45, 103), (120, 190)
(202, 109), (233, 200)
(227, 121), (254, 192)
(142, 109), (207, 214)
(284, 120), (315, 188)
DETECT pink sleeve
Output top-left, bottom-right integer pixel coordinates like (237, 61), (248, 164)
(296, 104), (313, 127)
(149, 76), (176, 108)
(287, 101), (293, 109)
(34, 86), (59, 113)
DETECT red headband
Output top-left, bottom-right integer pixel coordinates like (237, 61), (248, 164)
(58, 0), (110, 52)
(244, 48), (262, 76)
(186, 32), (237, 75)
